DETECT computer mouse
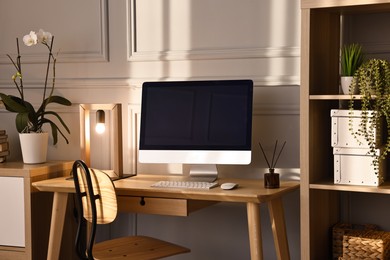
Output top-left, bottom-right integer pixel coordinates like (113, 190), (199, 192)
(220, 182), (238, 190)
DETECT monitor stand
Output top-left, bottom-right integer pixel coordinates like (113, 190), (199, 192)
(188, 164), (218, 182)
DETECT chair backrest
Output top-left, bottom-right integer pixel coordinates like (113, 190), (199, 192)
(72, 160), (118, 259)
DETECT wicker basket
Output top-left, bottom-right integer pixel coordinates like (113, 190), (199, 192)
(342, 230), (390, 259)
(333, 223), (379, 259)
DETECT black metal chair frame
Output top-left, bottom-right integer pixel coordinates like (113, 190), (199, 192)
(73, 159), (99, 260)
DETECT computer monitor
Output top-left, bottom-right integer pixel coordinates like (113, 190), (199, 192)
(139, 79), (253, 181)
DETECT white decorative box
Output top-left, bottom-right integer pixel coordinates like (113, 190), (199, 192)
(330, 109), (382, 148)
(333, 147), (384, 186)
(331, 109), (385, 186)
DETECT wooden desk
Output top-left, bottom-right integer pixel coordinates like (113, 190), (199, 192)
(33, 174), (299, 260)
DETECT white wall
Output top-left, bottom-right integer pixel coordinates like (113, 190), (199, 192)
(0, 0), (301, 259)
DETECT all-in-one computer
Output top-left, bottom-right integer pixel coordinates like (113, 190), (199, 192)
(139, 79), (253, 184)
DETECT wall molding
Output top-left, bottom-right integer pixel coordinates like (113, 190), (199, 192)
(126, 0), (300, 62)
(0, 76), (300, 89)
(127, 76), (300, 87)
(128, 46), (300, 62)
(0, 0), (109, 64)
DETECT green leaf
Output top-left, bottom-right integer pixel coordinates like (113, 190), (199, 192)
(38, 96), (71, 114)
(49, 121), (59, 145)
(15, 112), (30, 133)
(0, 93), (28, 113)
(42, 111), (70, 134)
(48, 96), (72, 106)
(42, 118), (69, 145)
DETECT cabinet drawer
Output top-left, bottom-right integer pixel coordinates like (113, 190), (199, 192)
(0, 177), (25, 247)
(117, 196), (216, 216)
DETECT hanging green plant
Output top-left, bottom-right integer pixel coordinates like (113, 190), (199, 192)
(348, 58), (390, 176)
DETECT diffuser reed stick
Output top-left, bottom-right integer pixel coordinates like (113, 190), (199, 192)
(258, 140), (286, 170)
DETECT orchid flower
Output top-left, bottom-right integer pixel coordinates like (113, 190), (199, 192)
(37, 29), (52, 45)
(22, 31), (38, 46)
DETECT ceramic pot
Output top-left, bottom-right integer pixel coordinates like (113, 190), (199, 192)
(340, 76), (355, 94)
(19, 132), (48, 164)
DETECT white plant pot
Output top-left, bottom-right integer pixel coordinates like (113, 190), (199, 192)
(340, 76), (354, 94)
(19, 132), (49, 164)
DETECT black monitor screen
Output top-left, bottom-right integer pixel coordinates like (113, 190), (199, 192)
(140, 80), (253, 150)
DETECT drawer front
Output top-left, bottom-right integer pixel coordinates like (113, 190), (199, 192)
(117, 196), (189, 216)
(0, 177), (25, 247)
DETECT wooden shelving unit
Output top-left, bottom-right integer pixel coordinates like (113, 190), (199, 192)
(300, 1), (390, 259)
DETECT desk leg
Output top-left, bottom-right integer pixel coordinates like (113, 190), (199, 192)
(268, 198), (290, 260)
(47, 192), (68, 260)
(247, 202), (263, 260)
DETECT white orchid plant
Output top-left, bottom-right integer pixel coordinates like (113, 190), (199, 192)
(0, 29), (71, 145)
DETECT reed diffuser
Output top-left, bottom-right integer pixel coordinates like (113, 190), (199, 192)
(258, 140), (286, 188)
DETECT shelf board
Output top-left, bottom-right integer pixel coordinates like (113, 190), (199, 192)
(302, 0), (390, 11)
(310, 180), (390, 194)
(309, 95), (363, 100)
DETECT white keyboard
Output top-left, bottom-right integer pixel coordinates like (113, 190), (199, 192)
(152, 180), (218, 190)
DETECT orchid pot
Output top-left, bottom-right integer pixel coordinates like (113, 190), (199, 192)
(19, 132), (48, 164)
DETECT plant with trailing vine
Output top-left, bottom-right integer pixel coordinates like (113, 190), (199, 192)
(348, 58), (390, 177)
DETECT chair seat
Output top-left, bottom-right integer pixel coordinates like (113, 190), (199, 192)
(93, 235), (190, 260)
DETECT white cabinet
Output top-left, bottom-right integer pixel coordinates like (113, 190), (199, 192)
(0, 161), (74, 260)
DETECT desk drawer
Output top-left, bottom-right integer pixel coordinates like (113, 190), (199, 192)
(117, 196), (217, 216)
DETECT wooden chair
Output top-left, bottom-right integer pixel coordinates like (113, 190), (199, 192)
(72, 160), (190, 260)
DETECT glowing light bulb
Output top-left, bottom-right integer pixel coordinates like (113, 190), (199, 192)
(95, 123), (105, 134)
(96, 110), (105, 134)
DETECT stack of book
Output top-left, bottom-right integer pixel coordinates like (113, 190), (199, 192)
(0, 130), (9, 163)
